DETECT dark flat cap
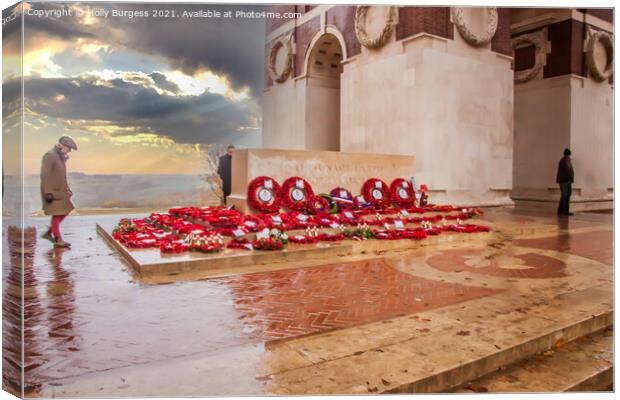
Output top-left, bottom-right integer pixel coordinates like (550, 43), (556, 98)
(59, 135), (77, 150)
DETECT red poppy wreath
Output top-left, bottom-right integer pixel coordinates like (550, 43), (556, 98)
(329, 187), (354, 210)
(390, 178), (415, 207)
(362, 178), (390, 209)
(308, 195), (330, 215)
(247, 176), (282, 214)
(280, 176), (315, 212)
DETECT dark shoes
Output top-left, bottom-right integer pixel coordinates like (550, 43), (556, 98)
(54, 240), (71, 248)
(42, 228), (55, 243)
(43, 228), (71, 248)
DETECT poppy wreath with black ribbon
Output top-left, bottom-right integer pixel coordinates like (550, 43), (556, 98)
(361, 178), (390, 209)
(280, 176), (315, 212)
(329, 187), (354, 210)
(389, 178), (415, 208)
(247, 176), (282, 214)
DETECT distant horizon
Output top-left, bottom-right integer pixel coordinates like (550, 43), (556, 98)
(4, 172), (220, 215)
(3, 3), (265, 176)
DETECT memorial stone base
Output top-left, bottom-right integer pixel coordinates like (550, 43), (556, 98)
(227, 149), (417, 214)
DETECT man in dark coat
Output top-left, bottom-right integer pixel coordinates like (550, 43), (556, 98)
(556, 148), (574, 216)
(41, 136), (78, 247)
(217, 145), (235, 204)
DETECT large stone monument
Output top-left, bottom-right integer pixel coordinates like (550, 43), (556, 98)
(228, 149), (415, 213)
(510, 8), (613, 211)
(231, 6), (612, 212)
(254, 5), (514, 209)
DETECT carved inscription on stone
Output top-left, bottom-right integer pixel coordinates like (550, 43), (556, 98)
(247, 151), (416, 194)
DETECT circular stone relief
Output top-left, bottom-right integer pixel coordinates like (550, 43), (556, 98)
(586, 29), (613, 82)
(512, 33), (545, 83)
(268, 36), (293, 83)
(354, 6), (397, 49)
(451, 7), (498, 47)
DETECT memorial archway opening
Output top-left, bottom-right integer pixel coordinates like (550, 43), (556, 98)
(305, 33), (343, 151)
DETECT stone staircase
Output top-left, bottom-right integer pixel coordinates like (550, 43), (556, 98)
(451, 325), (613, 393)
(381, 308), (614, 394)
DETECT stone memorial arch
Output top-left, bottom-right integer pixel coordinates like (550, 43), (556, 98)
(230, 6), (612, 213)
(302, 29), (346, 151)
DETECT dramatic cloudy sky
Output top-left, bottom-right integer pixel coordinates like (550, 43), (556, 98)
(2, 1), (267, 174)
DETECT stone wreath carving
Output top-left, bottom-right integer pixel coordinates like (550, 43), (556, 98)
(451, 7), (498, 47)
(268, 35), (293, 83)
(512, 32), (546, 83)
(354, 6), (397, 49)
(585, 28), (613, 82)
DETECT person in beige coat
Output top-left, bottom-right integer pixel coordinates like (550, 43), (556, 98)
(40, 136), (77, 248)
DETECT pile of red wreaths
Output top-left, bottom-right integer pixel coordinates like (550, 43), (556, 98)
(247, 176), (420, 214)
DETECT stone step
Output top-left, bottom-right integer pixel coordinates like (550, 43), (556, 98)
(258, 283), (613, 395)
(452, 326), (613, 393)
(384, 309), (613, 394)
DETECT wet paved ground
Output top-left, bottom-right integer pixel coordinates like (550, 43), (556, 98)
(215, 260), (500, 340)
(1, 207), (613, 396)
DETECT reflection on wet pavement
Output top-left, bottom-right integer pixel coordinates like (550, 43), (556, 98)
(427, 249), (569, 278)
(3, 227), (27, 394)
(3, 215), (263, 394)
(515, 230), (613, 265)
(215, 259), (500, 340)
(1, 208), (613, 396)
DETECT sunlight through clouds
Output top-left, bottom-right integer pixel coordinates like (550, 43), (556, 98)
(23, 48), (66, 78)
(76, 39), (112, 60)
(75, 68), (249, 100)
(161, 70), (249, 100)
(8, 2), (265, 175)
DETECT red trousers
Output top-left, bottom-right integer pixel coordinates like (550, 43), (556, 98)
(51, 215), (67, 240)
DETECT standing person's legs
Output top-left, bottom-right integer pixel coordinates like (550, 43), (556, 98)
(558, 183), (571, 215)
(51, 215), (67, 241)
(42, 220), (54, 242)
(565, 183), (572, 214)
